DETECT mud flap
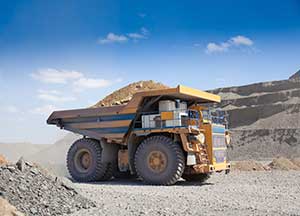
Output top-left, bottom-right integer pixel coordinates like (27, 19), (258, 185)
(100, 139), (118, 163)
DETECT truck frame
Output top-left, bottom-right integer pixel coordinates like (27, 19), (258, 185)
(47, 85), (230, 185)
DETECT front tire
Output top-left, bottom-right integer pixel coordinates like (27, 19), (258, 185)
(67, 138), (112, 182)
(134, 135), (185, 185)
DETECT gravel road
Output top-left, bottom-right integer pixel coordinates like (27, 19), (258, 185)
(70, 171), (300, 216)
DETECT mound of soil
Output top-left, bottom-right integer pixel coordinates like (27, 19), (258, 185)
(231, 160), (266, 171)
(93, 80), (169, 107)
(0, 155), (7, 165)
(291, 158), (300, 167)
(268, 157), (300, 171)
(0, 158), (95, 215)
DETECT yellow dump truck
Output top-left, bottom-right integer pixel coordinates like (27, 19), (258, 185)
(47, 85), (231, 185)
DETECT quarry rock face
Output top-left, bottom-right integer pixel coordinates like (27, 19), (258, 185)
(289, 69), (300, 80)
(211, 75), (300, 160)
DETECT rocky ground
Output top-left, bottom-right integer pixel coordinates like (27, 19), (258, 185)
(0, 158), (95, 216)
(70, 171), (300, 216)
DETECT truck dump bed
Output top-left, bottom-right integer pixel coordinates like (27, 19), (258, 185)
(47, 85), (221, 142)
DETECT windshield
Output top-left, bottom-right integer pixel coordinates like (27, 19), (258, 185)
(202, 108), (229, 128)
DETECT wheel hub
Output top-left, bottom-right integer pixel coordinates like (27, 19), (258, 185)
(74, 149), (92, 173)
(147, 150), (167, 173)
(81, 152), (91, 169)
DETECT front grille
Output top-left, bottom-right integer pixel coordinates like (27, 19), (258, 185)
(212, 134), (226, 148)
(213, 150), (226, 163)
(212, 133), (226, 163)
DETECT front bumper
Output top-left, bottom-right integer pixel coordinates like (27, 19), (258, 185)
(193, 162), (231, 174)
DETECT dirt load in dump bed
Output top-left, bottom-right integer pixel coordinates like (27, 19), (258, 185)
(92, 80), (169, 107)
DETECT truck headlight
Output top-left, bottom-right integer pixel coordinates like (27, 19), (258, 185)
(225, 134), (231, 145)
(197, 133), (205, 144)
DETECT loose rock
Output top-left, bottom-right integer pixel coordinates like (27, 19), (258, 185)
(16, 157), (25, 172)
(0, 158), (95, 216)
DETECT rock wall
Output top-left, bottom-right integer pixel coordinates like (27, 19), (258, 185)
(211, 78), (300, 160)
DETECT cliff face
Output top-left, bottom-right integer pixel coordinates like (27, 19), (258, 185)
(289, 69), (300, 80)
(211, 77), (300, 160)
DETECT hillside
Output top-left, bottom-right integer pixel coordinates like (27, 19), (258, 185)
(211, 71), (300, 160)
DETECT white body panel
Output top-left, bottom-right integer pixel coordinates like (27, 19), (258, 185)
(159, 100), (175, 112)
(142, 114), (161, 128)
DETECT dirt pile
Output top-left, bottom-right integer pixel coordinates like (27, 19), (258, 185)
(268, 157), (300, 171)
(0, 154), (7, 165)
(231, 160), (267, 171)
(93, 80), (169, 107)
(0, 197), (24, 216)
(291, 158), (300, 167)
(0, 158), (95, 215)
(232, 157), (300, 171)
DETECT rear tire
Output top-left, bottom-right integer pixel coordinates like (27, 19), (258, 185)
(134, 135), (185, 185)
(101, 163), (113, 181)
(67, 138), (112, 182)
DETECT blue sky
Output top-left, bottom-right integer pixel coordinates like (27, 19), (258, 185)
(0, 0), (300, 144)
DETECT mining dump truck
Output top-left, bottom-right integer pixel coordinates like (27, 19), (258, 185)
(47, 85), (231, 185)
